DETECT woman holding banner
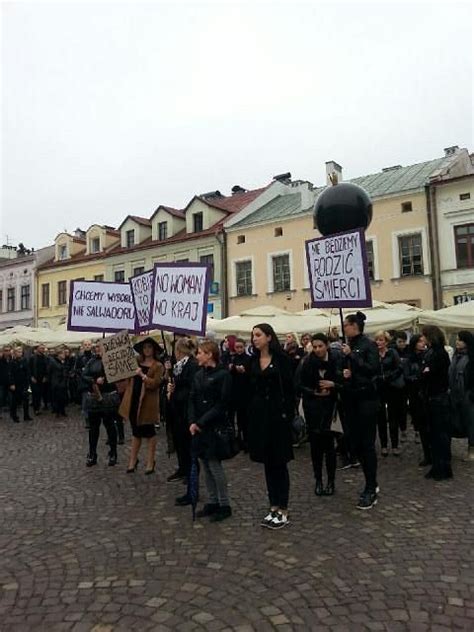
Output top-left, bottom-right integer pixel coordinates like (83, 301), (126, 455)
(120, 338), (164, 475)
(83, 348), (119, 467)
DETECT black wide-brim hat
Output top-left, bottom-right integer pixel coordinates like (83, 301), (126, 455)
(133, 336), (162, 357)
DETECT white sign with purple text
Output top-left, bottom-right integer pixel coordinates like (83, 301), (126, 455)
(150, 263), (210, 335)
(305, 228), (372, 308)
(130, 270), (154, 332)
(67, 280), (136, 333)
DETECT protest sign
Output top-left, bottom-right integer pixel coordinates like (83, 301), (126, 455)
(305, 228), (372, 308)
(150, 262), (210, 335)
(67, 280), (136, 333)
(130, 270), (154, 332)
(100, 330), (138, 383)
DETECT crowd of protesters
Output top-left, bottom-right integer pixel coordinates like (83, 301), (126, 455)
(1, 315), (473, 530)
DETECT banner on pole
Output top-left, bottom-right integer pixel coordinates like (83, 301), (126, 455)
(149, 262), (210, 336)
(67, 280), (136, 333)
(130, 270), (154, 332)
(100, 330), (138, 383)
(305, 228), (372, 308)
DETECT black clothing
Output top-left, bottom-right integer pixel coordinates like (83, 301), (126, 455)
(421, 347), (450, 397)
(75, 351), (95, 394)
(49, 357), (69, 415)
(130, 365), (156, 439)
(309, 433), (336, 483)
(8, 357), (31, 421)
(0, 357), (10, 387)
(169, 357), (199, 476)
(83, 358), (118, 460)
(296, 351), (340, 433)
(405, 349), (431, 462)
(188, 365), (232, 461)
(229, 353), (251, 444)
(29, 353), (48, 382)
(376, 348), (403, 450)
(264, 463), (290, 509)
(345, 334), (379, 395)
(248, 352), (295, 465)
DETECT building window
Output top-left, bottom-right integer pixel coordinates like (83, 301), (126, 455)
(41, 283), (50, 307)
(455, 223), (474, 268)
(401, 201), (413, 213)
(20, 285), (30, 310)
(272, 254), (291, 292)
(459, 192), (471, 201)
(58, 281), (67, 305)
(237, 235), (246, 244)
(200, 254), (214, 283)
(93, 274), (104, 282)
(7, 288), (15, 312)
(399, 234), (423, 276)
(114, 270), (125, 282)
(274, 227), (283, 237)
(126, 229), (135, 248)
(158, 222), (168, 241)
(90, 237), (101, 253)
(193, 212), (203, 233)
(236, 260), (253, 296)
(58, 244), (68, 260)
(366, 241), (375, 280)
(133, 266), (145, 276)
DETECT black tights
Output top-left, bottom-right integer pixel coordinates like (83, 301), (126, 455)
(88, 412), (117, 458)
(309, 432), (336, 483)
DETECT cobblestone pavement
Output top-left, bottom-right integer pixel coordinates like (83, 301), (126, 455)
(0, 409), (473, 632)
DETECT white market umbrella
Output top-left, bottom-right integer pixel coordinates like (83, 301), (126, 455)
(418, 301), (474, 331)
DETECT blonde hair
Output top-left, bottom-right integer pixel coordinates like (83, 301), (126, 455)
(374, 330), (391, 343)
(175, 337), (196, 356)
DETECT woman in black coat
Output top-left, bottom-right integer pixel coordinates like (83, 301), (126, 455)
(48, 348), (69, 417)
(404, 334), (430, 466)
(374, 331), (404, 456)
(296, 333), (341, 497)
(188, 340), (233, 523)
(421, 325), (452, 481)
(248, 323), (295, 531)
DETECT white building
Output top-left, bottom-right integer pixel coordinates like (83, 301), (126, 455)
(0, 246), (54, 330)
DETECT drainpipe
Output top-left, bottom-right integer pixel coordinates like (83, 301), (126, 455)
(425, 183), (442, 309)
(215, 228), (228, 318)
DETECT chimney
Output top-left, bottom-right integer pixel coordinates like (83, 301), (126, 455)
(444, 145), (460, 157)
(325, 161), (342, 185)
(231, 185), (247, 195)
(272, 172), (292, 184)
(382, 165), (402, 173)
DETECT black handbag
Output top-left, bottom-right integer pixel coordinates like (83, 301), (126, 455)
(213, 422), (240, 461)
(84, 391), (119, 414)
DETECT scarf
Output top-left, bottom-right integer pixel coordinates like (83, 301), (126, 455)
(173, 355), (190, 377)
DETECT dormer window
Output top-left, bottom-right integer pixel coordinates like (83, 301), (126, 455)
(90, 237), (101, 253)
(158, 221), (168, 241)
(59, 245), (68, 260)
(126, 229), (135, 248)
(193, 213), (203, 233)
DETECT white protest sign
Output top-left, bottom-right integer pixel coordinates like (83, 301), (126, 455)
(150, 263), (210, 335)
(130, 270), (154, 332)
(67, 280), (136, 333)
(305, 228), (372, 308)
(100, 330), (138, 383)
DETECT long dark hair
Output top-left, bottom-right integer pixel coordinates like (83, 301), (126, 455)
(409, 333), (424, 355)
(251, 323), (282, 356)
(421, 325), (446, 349)
(344, 311), (367, 334)
(458, 330), (474, 360)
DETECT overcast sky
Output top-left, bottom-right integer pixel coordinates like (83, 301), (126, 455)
(1, 1), (472, 249)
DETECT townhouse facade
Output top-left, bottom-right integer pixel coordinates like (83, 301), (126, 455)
(224, 147), (474, 316)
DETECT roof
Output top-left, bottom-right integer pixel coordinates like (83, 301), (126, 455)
(199, 187), (267, 214)
(152, 205), (186, 220)
(118, 215), (152, 229)
(350, 157), (448, 198)
(230, 192), (317, 229)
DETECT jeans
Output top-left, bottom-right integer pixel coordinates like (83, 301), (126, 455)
(309, 432), (336, 483)
(427, 394), (452, 476)
(264, 462), (290, 509)
(346, 395), (379, 493)
(201, 458), (229, 506)
(88, 412), (117, 458)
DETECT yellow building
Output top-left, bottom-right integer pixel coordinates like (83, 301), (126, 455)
(36, 226), (120, 328)
(225, 149), (473, 316)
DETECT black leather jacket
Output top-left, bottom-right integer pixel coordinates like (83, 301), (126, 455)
(344, 334), (379, 396)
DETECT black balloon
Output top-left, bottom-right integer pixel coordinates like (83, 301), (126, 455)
(313, 182), (373, 236)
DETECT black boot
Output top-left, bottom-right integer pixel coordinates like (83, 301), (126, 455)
(196, 503), (219, 518)
(315, 480), (324, 496)
(108, 452), (117, 466)
(210, 505), (232, 522)
(323, 481), (335, 496)
(86, 454), (97, 467)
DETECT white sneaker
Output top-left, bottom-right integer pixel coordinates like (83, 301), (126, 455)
(268, 511), (290, 530)
(260, 511), (277, 528)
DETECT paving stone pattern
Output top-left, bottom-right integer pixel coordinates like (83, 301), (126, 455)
(0, 410), (473, 631)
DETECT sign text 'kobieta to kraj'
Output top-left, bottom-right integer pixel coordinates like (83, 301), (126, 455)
(67, 280), (136, 332)
(130, 270), (154, 332)
(305, 228), (372, 308)
(150, 263), (210, 336)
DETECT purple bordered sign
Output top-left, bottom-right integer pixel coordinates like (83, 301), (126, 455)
(305, 227), (373, 309)
(129, 270), (154, 333)
(67, 280), (137, 333)
(149, 262), (210, 336)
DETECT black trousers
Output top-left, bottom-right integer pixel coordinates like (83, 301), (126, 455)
(31, 381), (48, 412)
(264, 462), (290, 509)
(398, 387), (408, 432)
(426, 394), (452, 476)
(115, 415), (125, 442)
(346, 395), (379, 492)
(377, 389), (399, 449)
(309, 432), (336, 483)
(51, 386), (67, 415)
(10, 388), (29, 420)
(230, 398), (249, 445)
(173, 418), (192, 477)
(88, 412), (117, 458)
(409, 390), (431, 462)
